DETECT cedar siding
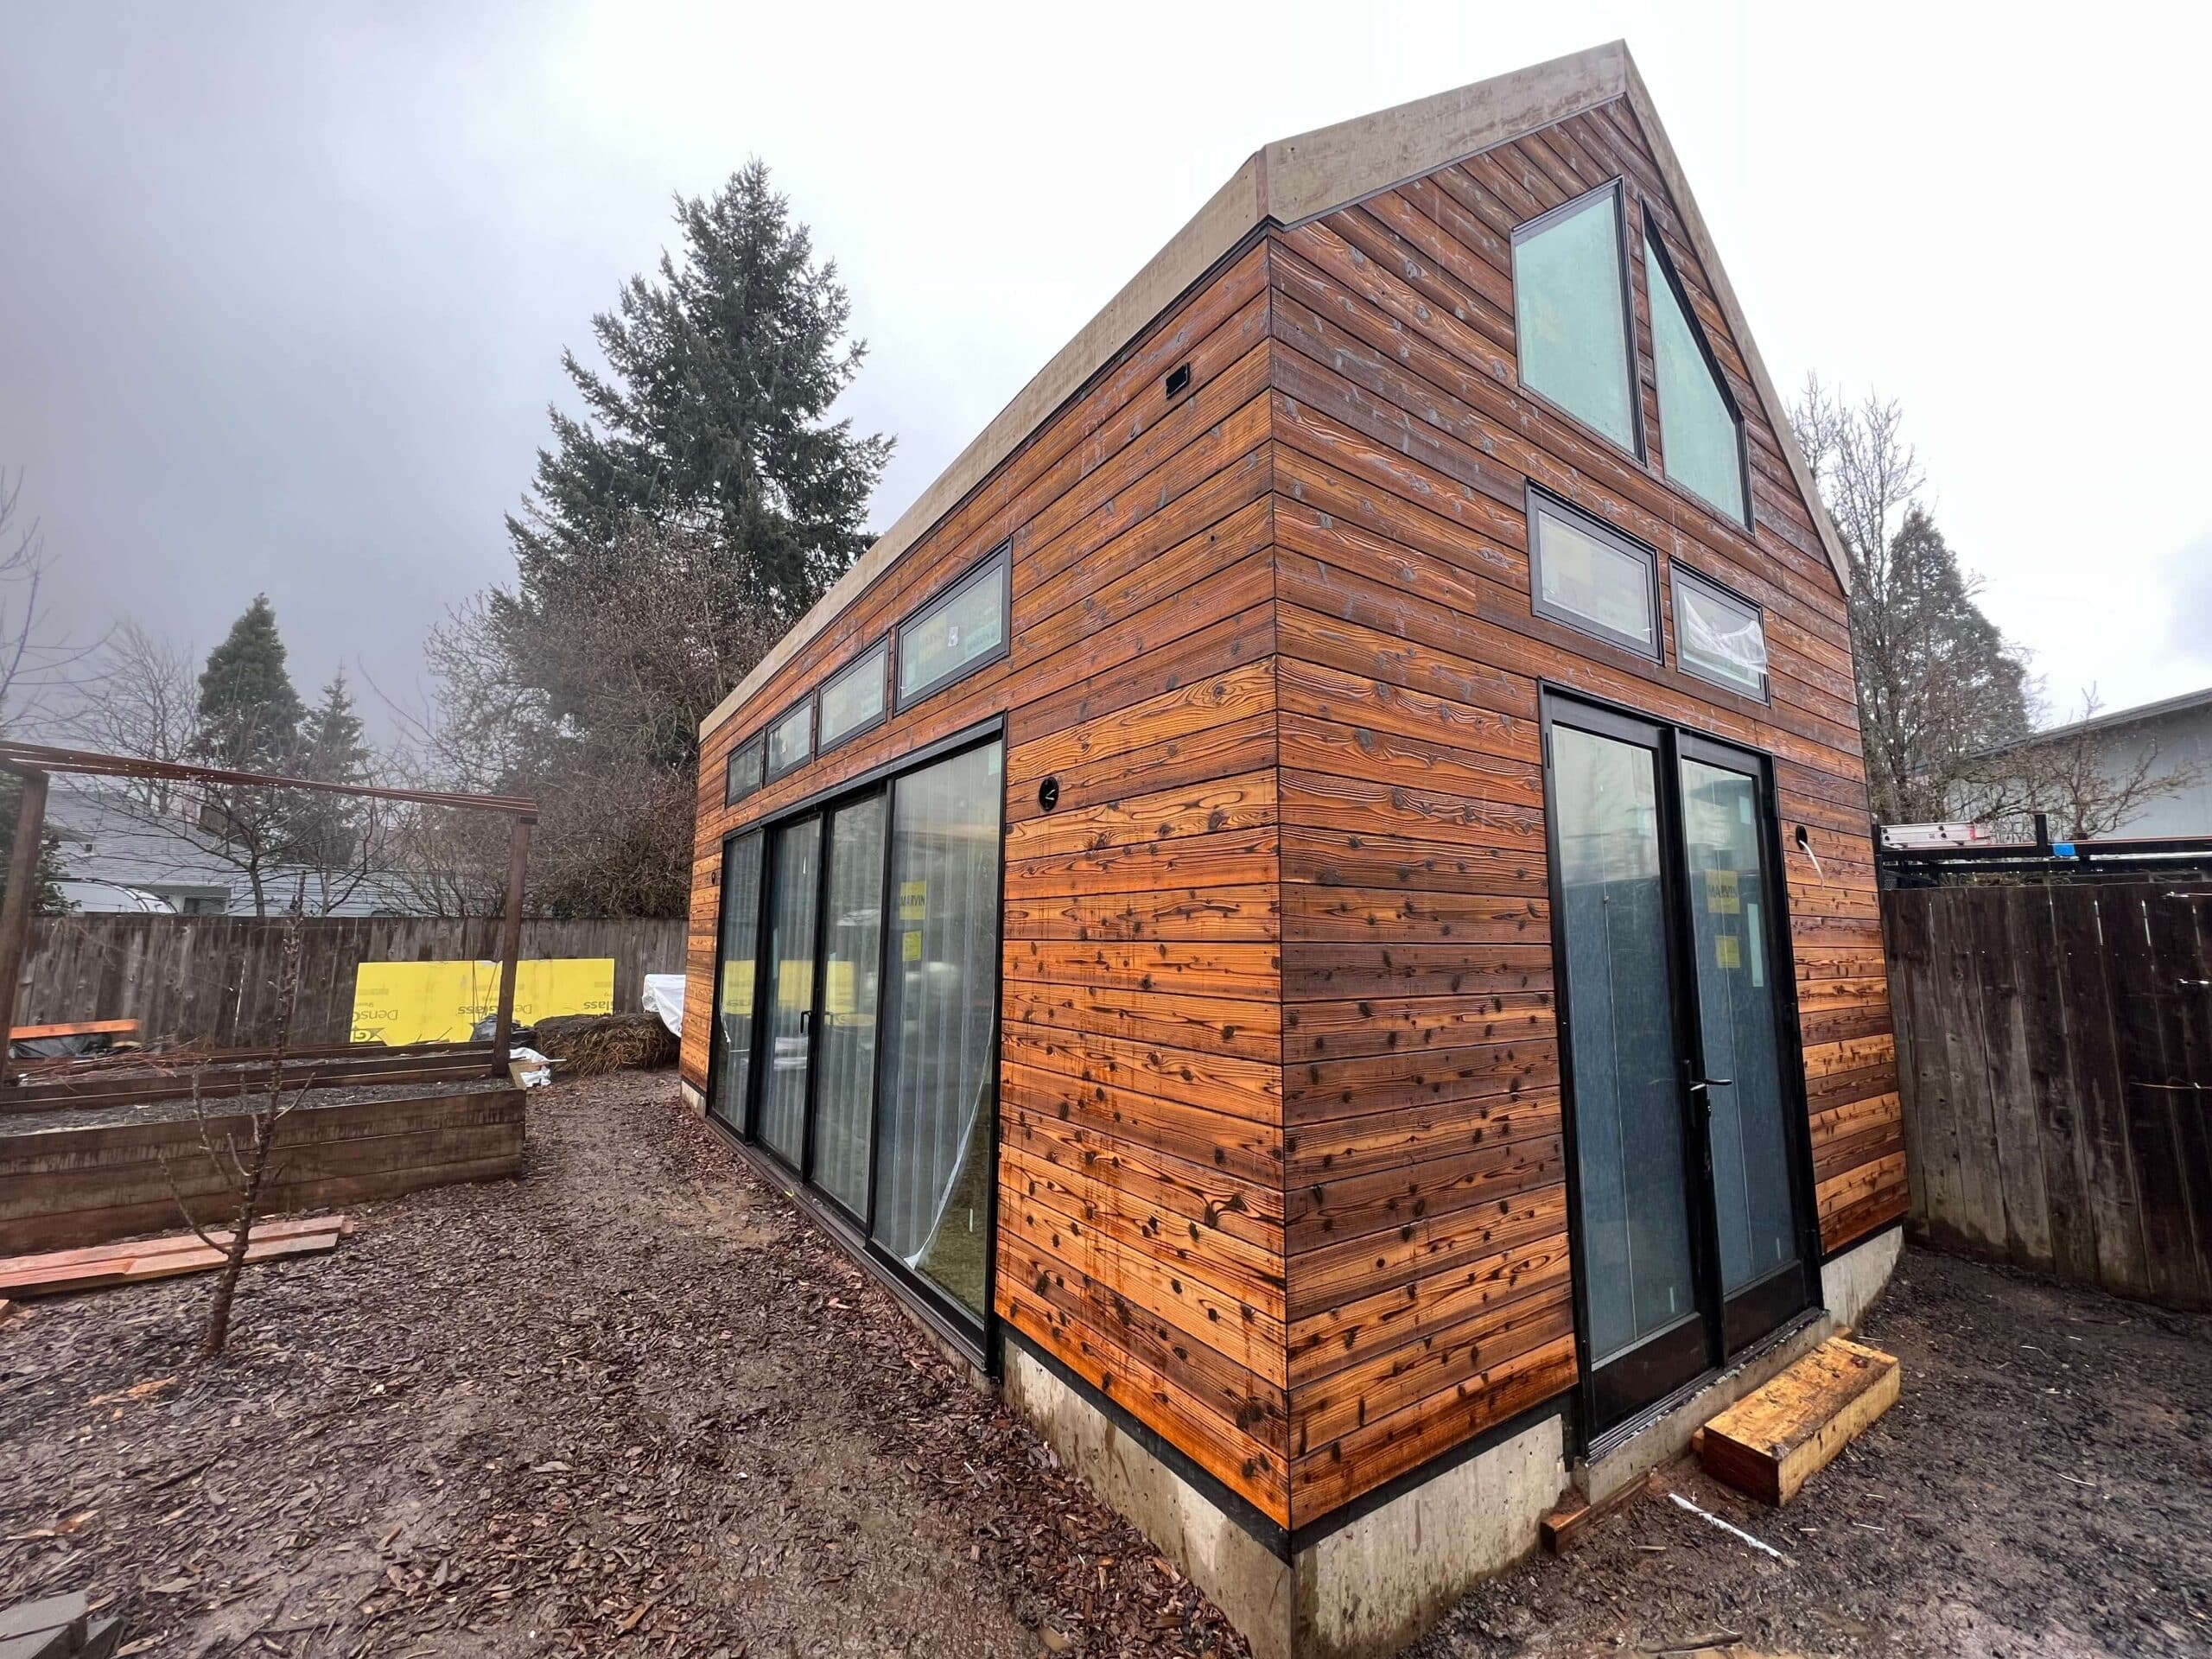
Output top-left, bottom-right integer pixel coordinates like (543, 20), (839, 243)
(1265, 95), (1896, 1527)
(681, 54), (1898, 1544)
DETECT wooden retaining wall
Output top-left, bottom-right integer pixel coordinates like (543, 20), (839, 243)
(15, 915), (684, 1050)
(0, 1085), (527, 1253)
(1883, 881), (2212, 1309)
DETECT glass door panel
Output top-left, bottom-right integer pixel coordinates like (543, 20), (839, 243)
(811, 795), (886, 1217)
(1679, 754), (1810, 1344)
(874, 741), (1003, 1323)
(710, 832), (764, 1129)
(757, 817), (821, 1166)
(1551, 721), (1706, 1419)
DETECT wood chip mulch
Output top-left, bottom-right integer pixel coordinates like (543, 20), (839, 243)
(0, 1071), (1249, 1659)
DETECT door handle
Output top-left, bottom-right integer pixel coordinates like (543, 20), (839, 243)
(1688, 1076), (1733, 1091)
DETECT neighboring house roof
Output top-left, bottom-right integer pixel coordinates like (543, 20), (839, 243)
(1973, 684), (2212, 757)
(700, 37), (1850, 741)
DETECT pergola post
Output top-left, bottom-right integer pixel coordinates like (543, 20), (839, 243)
(0, 767), (50, 1085)
(488, 814), (532, 1077)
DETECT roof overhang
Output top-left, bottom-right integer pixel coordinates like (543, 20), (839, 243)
(702, 39), (1850, 741)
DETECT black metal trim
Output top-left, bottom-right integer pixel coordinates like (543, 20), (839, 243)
(893, 541), (1012, 713)
(701, 715), (1011, 1351)
(1510, 177), (1644, 463)
(702, 826), (767, 1134)
(1820, 1211), (1904, 1267)
(816, 638), (893, 755)
(1670, 563), (1770, 705)
(763, 696), (816, 783)
(1526, 484), (1662, 662)
(1539, 685), (1824, 1450)
(723, 734), (766, 809)
(1638, 217), (1753, 533)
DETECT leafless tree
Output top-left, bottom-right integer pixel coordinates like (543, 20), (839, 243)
(0, 469), (97, 736)
(163, 891), (312, 1357)
(1955, 686), (2207, 840)
(398, 518), (780, 918)
(1790, 378), (2032, 824)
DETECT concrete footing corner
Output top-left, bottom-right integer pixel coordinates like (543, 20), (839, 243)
(679, 1078), (706, 1116)
(1821, 1224), (1904, 1332)
(1003, 1344), (1567, 1659)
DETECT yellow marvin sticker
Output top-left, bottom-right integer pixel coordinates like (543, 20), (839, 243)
(901, 929), (923, 963)
(899, 880), (927, 922)
(1714, 934), (1742, 970)
(1707, 869), (1740, 914)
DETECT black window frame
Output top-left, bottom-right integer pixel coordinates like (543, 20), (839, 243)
(1671, 563), (1771, 703)
(1510, 176), (1645, 462)
(1641, 220), (1754, 532)
(722, 733), (766, 808)
(698, 715), (1010, 1367)
(764, 696), (816, 782)
(817, 636), (892, 753)
(1526, 483), (1662, 662)
(893, 541), (1012, 712)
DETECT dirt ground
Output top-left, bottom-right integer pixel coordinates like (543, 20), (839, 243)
(1414, 1248), (2212, 1659)
(3, 1071), (2208, 1659)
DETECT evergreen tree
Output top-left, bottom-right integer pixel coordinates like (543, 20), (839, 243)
(507, 160), (892, 626)
(290, 672), (373, 873)
(195, 594), (304, 770)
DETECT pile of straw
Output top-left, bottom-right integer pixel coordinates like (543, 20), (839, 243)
(528, 1013), (677, 1077)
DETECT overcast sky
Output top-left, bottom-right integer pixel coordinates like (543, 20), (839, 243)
(4, 2), (2209, 734)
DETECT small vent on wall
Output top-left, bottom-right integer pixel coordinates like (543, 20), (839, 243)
(1164, 362), (1192, 398)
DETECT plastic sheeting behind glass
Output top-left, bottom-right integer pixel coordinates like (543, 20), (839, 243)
(710, 832), (762, 1129)
(872, 741), (1003, 1321)
(1554, 724), (1699, 1365)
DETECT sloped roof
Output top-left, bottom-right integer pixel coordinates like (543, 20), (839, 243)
(703, 39), (1849, 739)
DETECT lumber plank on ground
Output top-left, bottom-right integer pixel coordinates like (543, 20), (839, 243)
(0, 1217), (348, 1297)
(0, 1214), (349, 1274)
(1694, 1336), (1900, 1506)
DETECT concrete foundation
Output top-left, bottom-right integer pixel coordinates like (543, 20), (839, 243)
(1821, 1224), (1904, 1331)
(1004, 1343), (1567, 1659)
(679, 1078), (706, 1115)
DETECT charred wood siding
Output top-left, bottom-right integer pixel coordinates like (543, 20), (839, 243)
(1267, 96), (1894, 1527)
(682, 240), (1294, 1525)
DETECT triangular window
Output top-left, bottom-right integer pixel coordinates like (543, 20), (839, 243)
(1645, 231), (1749, 526)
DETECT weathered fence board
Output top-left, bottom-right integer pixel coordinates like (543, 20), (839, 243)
(1884, 881), (2212, 1308)
(12, 915), (683, 1051)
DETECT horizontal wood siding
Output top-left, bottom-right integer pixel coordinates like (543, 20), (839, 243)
(681, 241), (1293, 1526)
(1270, 97), (1893, 1529)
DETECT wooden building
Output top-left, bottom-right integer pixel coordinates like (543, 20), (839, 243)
(678, 40), (1904, 1658)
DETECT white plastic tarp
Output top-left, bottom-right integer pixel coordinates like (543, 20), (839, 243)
(642, 973), (686, 1036)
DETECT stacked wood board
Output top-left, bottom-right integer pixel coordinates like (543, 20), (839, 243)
(1694, 1337), (1900, 1505)
(0, 1215), (349, 1300)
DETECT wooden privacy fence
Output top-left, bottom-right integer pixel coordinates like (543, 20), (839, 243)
(1883, 880), (2212, 1308)
(11, 914), (685, 1052)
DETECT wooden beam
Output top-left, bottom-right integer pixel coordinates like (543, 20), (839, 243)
(0, 766), (49, 1086)
(488, 815), (532, 1074)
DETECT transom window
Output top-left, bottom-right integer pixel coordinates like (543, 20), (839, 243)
(766, 702), (813, 778)
(1646, 232), (1749, 526)
(723, 733), (765, 807)
(1674, 567), (1770, 699)
(1513, 181), (1637, 454)
(1528, 487), (1658, 658)
(896, 545), (1009, 709)
(818, 639), (889, 750)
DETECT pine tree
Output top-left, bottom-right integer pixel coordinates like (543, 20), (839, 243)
(290, 672), (372, 874)
(196, 594), (304, 771)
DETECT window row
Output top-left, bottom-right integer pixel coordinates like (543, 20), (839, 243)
(725, 545), (1010, 806)
(1511, 179), (1751, 529)
(710, 737), (1003, 1332)
(1529, 486), (1770, 701)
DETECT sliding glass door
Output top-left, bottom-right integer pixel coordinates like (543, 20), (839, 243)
(1547, 698), (1815, 1433)
(708, 734), (1005, 1334)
